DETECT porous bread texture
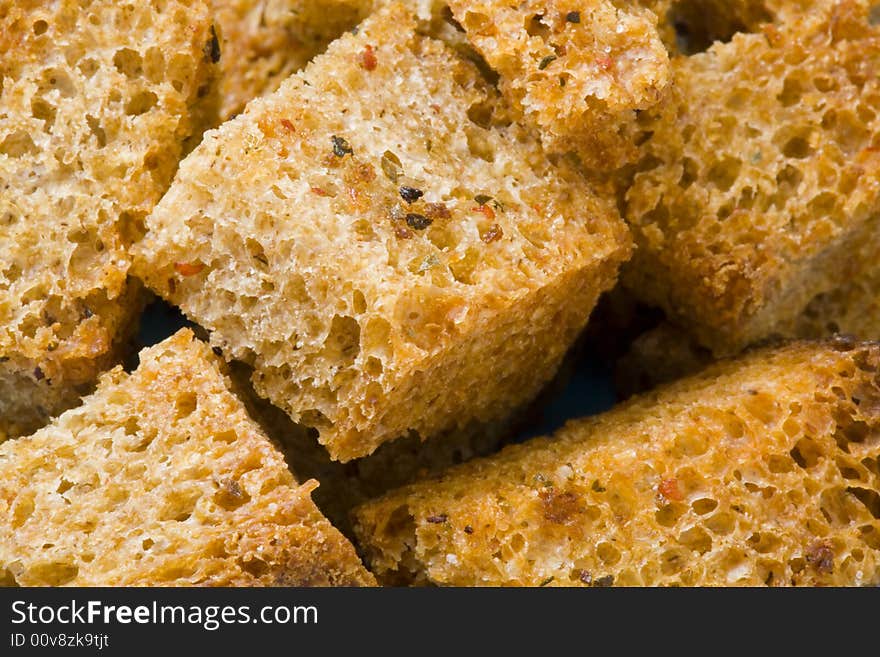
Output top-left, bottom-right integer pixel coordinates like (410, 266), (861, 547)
(0, 330), (374, 587)
(618, 264), (880, 396)
(133, 2), (631, 462)
(0, 0), (218, 440)
(212, 0), (371, 121)
(443, 1), (669, 170)
(233, 364), (515, 538)
(643, 0), (827, 53)
(623, 1), (880, 356)
(354, 338), (880, 587)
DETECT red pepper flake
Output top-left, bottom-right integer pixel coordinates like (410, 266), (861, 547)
(481, 224), (503, 244)
(539, 489), (581, 524)
(658, 477), (683, 502)
(311, 187), (330, 197)
(597, 56), (614, 71)
(359, 44), (377, 71)
(473, 204), (496, 221)
(578, 570), (592, 585)
(806, 541), (834, 574)
(174, 262), (205, 277)
(280, 118), (295, 133)
(426, 514), (448, 524)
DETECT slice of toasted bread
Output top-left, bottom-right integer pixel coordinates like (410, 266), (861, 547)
(0, 0), (218, 440)
(0, 329), (374, 587)
(623, 1), (880, 355)
(212, 0), (371, 121)
(353, 338), (880, 586)
(443, 0), (669, 169)
(133, 2), (631, 462)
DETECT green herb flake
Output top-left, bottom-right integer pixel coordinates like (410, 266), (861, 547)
(381, 150), (403, 182)
(331, 135), (353, 157)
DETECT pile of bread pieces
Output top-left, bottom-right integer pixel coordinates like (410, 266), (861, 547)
(1, 0), (879, 587)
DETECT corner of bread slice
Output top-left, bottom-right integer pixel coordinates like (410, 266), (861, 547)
(353, 337), (880, 586)
(0, 0), (220, 439)
(623, 0), (880, 355)
(0, 328), (374, 586)
(133, 0), (631, 462)
(444, 0), (670, 169)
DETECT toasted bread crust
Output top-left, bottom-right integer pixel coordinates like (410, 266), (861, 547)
(134, 2), (631, 461)
(354, 338), (880, 586)
(0, 330), (374, 587)
(623, 2), (880, 355)
(0, 0), (218, 438)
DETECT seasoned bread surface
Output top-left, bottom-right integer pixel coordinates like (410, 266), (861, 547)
(134, 2), (631, 462)
(0, 330), (374, 587)
(0, 0), (217, 438)
(354, 339), (880, 586)
(445, 0), (669, 169)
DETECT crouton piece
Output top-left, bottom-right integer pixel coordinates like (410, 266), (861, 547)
(618, 264), (880, 396)
(354, 338), (880, 586)
(623, 1), (880, 355)
(212, 0), (371, 120)
(0, 0), (218, 439)
(0, 330), (374, 586)
(133, 2), (631, 462)
(444, 1), (670, 169)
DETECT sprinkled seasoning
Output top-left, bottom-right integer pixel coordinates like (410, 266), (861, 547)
(481, 224), (503, 244)
(381, 150), (403, 182)
(33, 366), (45, 381)
(280, 119), (295, 132)
(360, 44), (378, 71)
(174, 262), (205, 277)
(399, 186), (424, 203)
(464, 525), (474, 534)
(426, 514), (448, 524)
(406, 213), (432, 230)
(538, 55), (557, 70)
(566, 11), (581, 23)
(205, 25), (221, 63)
(539, 577), (555, 587)
(593, 575), (614, 587)
(394, 225), (413, 240)
(331, 135), (353, 157)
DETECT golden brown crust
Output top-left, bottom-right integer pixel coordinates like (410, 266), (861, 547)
(134, 2), (631, 462)
(0, 330), (374, 587)
(623, 1), (880, 355)
(446, 0), (670, 169)
(0, 0), (217, 438)
(211, 0), (371, 121)
(354, 338), (880, 586)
